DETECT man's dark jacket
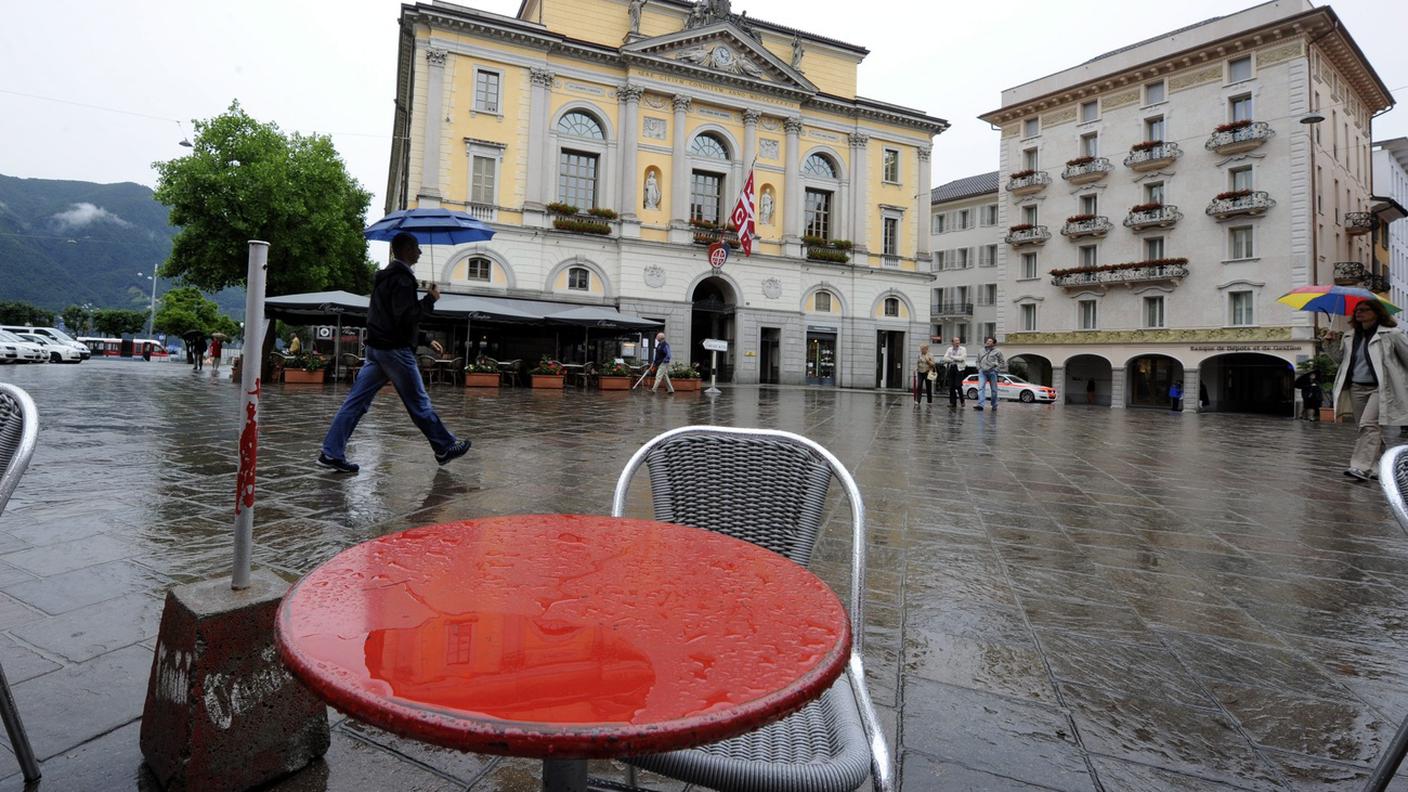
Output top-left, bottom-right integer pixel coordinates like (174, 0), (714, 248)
(366, 260), (436, 350)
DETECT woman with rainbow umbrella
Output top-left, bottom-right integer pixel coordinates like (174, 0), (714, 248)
(1278, 286), (1408, 481)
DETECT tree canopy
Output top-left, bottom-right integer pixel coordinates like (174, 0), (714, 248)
(153, 101), (376, 297)
(61, 305), (93, 336)
(152, 286), (241, 339)
(92, 308), (148, 338)
(0, 301), (55, 326)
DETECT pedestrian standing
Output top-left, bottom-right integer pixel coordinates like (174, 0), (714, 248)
(1086, 378), (1097, 405)
(914, 344), (936, 405)
(973, 336), (1005, 411)
(209, 336), (222, 371)
(1295, 369), (1322, 420)
(942, 337), (967, 406)
(317, 232), (471, 474)
(192, 334), (205, 371)
(1332, 299), (1408, 481)
(1168, 380), (1183, 412)
(649, 331), (674, 394)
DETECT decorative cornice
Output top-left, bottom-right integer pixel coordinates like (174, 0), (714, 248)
(529, 68), (556, 87)
(784, 117), (804, 135)
(1006, 327), (1298, 345)
(672, 94), (693, 113)
(742, 108), (762, 125)
(425, 47), (448, 67)
(617, 84), (645, 102)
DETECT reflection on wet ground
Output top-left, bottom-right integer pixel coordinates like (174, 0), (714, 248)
(2, 359), (1408, 790)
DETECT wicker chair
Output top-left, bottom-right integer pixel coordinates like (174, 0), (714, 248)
(610, 426), (894, 792)
(1366, 445), (1408, 792)
(0, 385), (41, 782)
(340, 353), (364, 383)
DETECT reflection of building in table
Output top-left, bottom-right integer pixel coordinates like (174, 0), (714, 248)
(979, 1), (1392, 413)
(384, 0), (947, 388)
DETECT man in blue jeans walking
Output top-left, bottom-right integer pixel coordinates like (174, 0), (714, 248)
(973, 335), (1006, 411)
(317, 232), (471, 473)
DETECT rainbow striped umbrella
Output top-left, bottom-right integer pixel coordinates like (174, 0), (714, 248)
(1277, 285), (1400, 316)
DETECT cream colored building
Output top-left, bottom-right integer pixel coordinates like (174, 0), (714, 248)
(979, 1), (1391, 412)
(385, 0), (947, 387)
(929, 171), (1001, 357)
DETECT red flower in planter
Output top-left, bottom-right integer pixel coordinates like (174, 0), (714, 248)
(1214, 119), (1253, 133)
(1130, 140), (1164, 152)
(1008, 223), (1035, 232)
(1066, 214), (1096, 224)
(1065, 156), (1095, 167)
(1009, 169), (1036, 179)
(1215, 189), (1253, 201)
(1130, 202), (1164, 213)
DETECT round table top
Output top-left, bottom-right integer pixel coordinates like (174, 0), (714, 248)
(276, 514), (851, 758)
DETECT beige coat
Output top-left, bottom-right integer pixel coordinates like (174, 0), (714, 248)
(1332, 325), (1408, 425)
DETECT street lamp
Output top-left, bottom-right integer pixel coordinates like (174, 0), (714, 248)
(137, 271), (157, 337)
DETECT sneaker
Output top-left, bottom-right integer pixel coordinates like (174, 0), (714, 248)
(435, 439), (472, 466)
(1344, 468), (1371, 482)
(973, 405), (984, 411)
(317, 453), (359, 474)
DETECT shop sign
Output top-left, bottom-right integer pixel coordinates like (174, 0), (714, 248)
(1189, 344), (1302, 352)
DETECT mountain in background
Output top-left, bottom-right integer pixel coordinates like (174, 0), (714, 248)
(0, 174), (244, 319)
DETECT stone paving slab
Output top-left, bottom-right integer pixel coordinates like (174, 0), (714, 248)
(1, 360), (1408, 789)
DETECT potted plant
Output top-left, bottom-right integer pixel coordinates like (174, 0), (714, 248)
(1009, 168), (1036, 179)
(283, 351), (325, 384)
(1215, 189), (1253, 201)
(1129, 201), (1164, 213)
(1065, 155), (1095, 167)
(1214, 119), (1253, 133)
(529, 357), (566, 388)
(668, 361), (702, 391)
(464, 359), (500, 388)
(1130, 140), (1164, 152)
(597, 360), (633, 390)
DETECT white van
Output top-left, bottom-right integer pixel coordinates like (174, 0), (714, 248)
(0, 326), (90, 361)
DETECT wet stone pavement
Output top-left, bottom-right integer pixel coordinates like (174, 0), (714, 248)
(2, 360), (1408, 790)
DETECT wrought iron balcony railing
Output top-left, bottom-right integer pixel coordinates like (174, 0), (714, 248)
(1205, 121), (1275, 155)
(1060, 158), (1112, 185)
(1123, 141), (1182, 172)
(1206, 191), (1276, 220)
(1005, 171), (1052, 195)
(931, 302), (974, 317)
(1060, 216), (1113, 239)
(1364, 273), (1391, 294)
(1003, 225), (1051, 247)
(1051, 261), (1189, 288)
(1344, 211), (1375, 236)
(1333, 261), (1368, 285)
(1124, 204), (1183, 231)
(691, 226), (741, 247)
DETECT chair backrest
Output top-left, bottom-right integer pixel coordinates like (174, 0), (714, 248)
(1380, 445), (1408, 534)
(0, 384), (38, 522)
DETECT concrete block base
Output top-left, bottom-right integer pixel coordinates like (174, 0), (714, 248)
(140, 568), (329, 792)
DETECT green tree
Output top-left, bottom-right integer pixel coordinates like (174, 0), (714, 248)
(92, 308), (148, 337)
(153, 101), (376, 297)
(61, 304), (94, 335)
(0, 301), (55, 326)
(152, 286), (240, 339)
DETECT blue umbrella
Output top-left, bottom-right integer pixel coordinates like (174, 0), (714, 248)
(364, 208), (495, 282)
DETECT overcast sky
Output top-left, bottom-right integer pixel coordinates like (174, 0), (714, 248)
(2, 0), (1406, 219)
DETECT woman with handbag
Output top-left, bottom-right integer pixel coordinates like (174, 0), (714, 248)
(914, 344), (937, 405)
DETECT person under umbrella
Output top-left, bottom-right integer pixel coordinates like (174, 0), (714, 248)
(1331, 299), (1408, 481)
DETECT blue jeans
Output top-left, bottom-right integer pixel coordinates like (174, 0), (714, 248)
(978, 369), (1000, 408)
(321, 346), (457, 460)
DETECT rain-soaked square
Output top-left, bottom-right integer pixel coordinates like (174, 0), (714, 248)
(4, 360), (1408, 790)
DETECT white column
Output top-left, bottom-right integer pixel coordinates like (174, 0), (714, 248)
(525, 67), (555, 212)
(670, 95), (692, 224)
(419, 48), (448, 206)
(783, 117), (803, 255)
(1050, 365), (1065, 407)
(848, 132), (869, 252)
(1110, 366), (1126, 409)
(617, 84), (643, 220)
(742, 109), (759, 169)
(916, 145), (932, 261)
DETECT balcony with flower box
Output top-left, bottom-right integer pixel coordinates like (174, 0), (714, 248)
(1333, 261), (1368, 286)
(803, 236), (852, 264)
(1204, 120), (1275, 156)
(1123, 203), (1183, 231)
(1344, 211), (1375, 236)
(1364, 273), (1391, 295)
(1003, 224), (1050, 248)
(1050, 258), (1189, 289)
(1005, 170), (1052, 196)
(690, 219), (741, 249)
(1060, 156), (1112, 185)
(1205, 190), (1275, 220)
(1123, 141), (1182, 172)
(1060, 214), (1113, 240)
(548, 203), (618, 237)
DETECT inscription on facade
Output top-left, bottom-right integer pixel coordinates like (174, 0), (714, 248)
(566, 82), (605, 96)
(637, 69), (767, 100)
(1190, 344), (1301, 352)
(698, 107), (733, 120)
(808, 129), (841, 142)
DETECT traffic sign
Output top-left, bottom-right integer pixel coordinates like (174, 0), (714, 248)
(702, 338), (729, 352)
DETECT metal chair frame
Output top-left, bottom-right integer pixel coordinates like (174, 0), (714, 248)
(0, 384), (41, 782)
(610, 425), (895, 792)
(1366, 445), (1408, 791)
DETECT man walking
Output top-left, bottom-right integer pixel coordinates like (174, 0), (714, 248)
(649, 331), (674, 394)
(973, 336), (1005, 411)
(317, 232), (471, 473)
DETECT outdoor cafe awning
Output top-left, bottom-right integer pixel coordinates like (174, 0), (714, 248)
(262, 290), (661, 331)
(264, 291), (369, 325)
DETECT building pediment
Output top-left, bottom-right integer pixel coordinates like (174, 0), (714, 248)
(622, 23), (818, 97)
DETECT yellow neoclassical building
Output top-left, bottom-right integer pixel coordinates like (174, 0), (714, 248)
(385, 0), (948, 387)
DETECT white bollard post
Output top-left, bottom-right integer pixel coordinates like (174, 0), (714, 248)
(706, 349), (721, 396)
(232, 240), (268, 590)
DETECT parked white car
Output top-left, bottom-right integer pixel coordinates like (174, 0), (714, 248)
(1, 325), (90, 361)
(963, 373), (1059, 403)
(0, 330), (44, 363)
(0, 342), (17, 364)
(18, 333), (83, 363)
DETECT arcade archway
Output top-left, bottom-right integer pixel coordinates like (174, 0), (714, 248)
(1126, 355), (1185, 409)
(1065, 354), (1113, 406)
(691, 277), (736, 382)
(1199, 353), (1295, 416)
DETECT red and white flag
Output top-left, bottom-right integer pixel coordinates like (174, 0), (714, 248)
(730, 167), (756, 257)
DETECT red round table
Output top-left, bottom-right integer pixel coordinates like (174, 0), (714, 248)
(276, 514), (851, 792)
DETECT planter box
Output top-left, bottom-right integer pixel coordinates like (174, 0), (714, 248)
(598, 376), (631, 391)
(673, 378), (701, 391)
(283, 368), (325, 384)
(464, 373), (500, 388)
(531, 374), (565, 389)
(1320, 406), (1338, 423)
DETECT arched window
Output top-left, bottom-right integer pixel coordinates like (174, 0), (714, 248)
(803, 153), (838, 178)
(557, 111), (604, 140)
(465, 257), (491, 282)
(815, 291), (833, 312)
(690, 133), (729, 160)
(884, 297), (899, 317)
(568, 267), (590, 291)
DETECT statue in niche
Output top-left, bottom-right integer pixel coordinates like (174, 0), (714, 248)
(758, 188), (774, 225)
(790, 35), (805, 70)
(628, 0), (646, 34)
(643, 171), (661, 210)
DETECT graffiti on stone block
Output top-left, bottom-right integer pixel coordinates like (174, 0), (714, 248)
(154, 640), (191, 705)
(202, 646), (294, 731)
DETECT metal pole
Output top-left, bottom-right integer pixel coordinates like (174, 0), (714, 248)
(232, 240), (268, 591)
(147, 275), (158, 337)
(333, 313), (342, 382)
(706, 349), (721, 395)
